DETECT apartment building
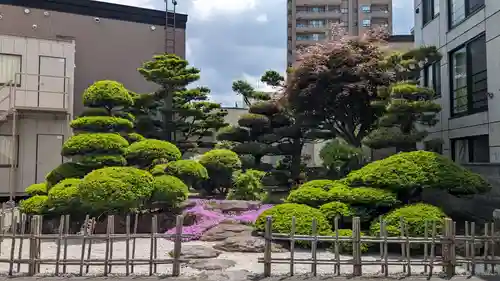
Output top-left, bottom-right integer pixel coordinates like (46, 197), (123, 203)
(413, 0), (499, 164)
(287, 0), (393, 67)
(0, 0), (187, 198)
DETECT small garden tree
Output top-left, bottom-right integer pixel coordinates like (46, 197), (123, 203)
(198, 149), (242, 195)
(125, 139), (181, 169)
(319, 138), (369, 179)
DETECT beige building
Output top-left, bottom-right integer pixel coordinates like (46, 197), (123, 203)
(0, 0), (187, 199)
(287, 0), (393, 67)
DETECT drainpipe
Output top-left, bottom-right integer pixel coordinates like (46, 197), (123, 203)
(9, 109), (16, 203)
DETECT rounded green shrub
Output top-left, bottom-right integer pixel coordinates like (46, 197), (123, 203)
(199, 149), (242, 172)
(79, 154), (127, 167)
(62, 133), (129, 156)
(70, 116), (133, 133)
(46, 162), (92, 188)
(249, 101), (280, 115)
(319, 201), (353, 223)
(81, 108), (135, 122)
(297, 179), (341, 191)
(19, 195), (48, 215)
(330, 229), (369, 254)
(25, 183), (47, 196)
(164, 160), (209, 185)
(343, 151), (491, 196)
(78, 167), (155, 212)
(151, 164), (168, 176)
(217, 126), (250, 142)
(82, 80), (134, 108)
(348, 187), (399, 207)
(286, 187), (332, 208)
(227, 169), (266, 201)
(254, 203), (332, 246)
(238, 113), (270, 128)
(48, 178), (82, 213)
(370, 203), (447, 237)
(151, 175), (189, 207)
(125, 133), (145, 144)
(125, 139), (181, 168)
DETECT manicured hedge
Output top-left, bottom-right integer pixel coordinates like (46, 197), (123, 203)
(238, 113), (270, 128)
(82, 80), (134, 108)
(125, 139), (181, 168)
(70, 116), (133, 133)
(45, 162), (91, 188)
(297, 179), (341, 191)
(48, 178), (82, 213)
(61, 133), (129, 156)
(125, 133), (145, 144)
(79, 154), (127, 167)
(286, 187), (332, 208)
(19, 195), (48, 215)
(25, 183), (47, 196)
(151, 175), (189, 208)
(319, 201), (353, 224)
(164, 160), (209, 184)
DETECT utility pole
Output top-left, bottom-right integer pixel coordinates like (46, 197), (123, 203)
(164, 0), (177, 141)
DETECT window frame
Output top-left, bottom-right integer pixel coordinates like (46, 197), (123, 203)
(422, 0), (439, 25)
(424, 60), (442, 98)
(362, 19), (371, 27)
(361, 5), (371, 13)
(0, 134), (20, 168)
(0, 53), (22, 87)
(449, 33), (488, 117)
(451, 134), (489, 163)
(448, 0), (485, 28)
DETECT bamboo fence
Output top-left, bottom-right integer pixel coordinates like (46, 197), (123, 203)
(0, 209), (190, 277)
(259, 216), (500, 278)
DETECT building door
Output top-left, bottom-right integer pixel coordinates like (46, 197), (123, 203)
(38, 56), (66, 109)
(36, 134), (63, 183)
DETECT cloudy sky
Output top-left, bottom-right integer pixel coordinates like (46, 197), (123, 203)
(103, 0), (414, 106)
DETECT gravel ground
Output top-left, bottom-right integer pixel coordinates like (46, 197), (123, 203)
(0, 238), (488, 277)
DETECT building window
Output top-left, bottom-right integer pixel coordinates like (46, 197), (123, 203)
(423, 0), (439, 25)
(451, 135), (489, 163)
(309, 20), (325, 27)
(0, 54), (21, 87)
(448, 0), (484, 27)
(361, 5), (371, 13)
(310, 6), (325, 13)
(450, 34), (487, 116)
(341, 8), (348, 13)
(424, 60), (441, 98)
(362, 19), (371, 27)
(0, 135), (19, 167)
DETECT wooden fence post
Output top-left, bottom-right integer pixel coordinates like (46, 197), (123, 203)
(352, 217), (362, 276)
(263, 216), (272, 277)
(172, 215), (183, 277)
(442, 218), (455, 278)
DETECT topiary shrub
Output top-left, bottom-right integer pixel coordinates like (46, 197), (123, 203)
(227, 169), (266, 201)
(25, 183), (47, 196)
(19, 195), (49, 215)
(370, 203), (446, 237)
(199, 149), (242, 194)
(237, 113), (270, 129)
(62, 133), (129, 156)
(330, 229), (369, 254)
(46, 162), (93, 188)
(70, 116), (133, 133)
(47, 178), (82, 214)
(79, 154), (127, 167)
(125, 139), (181, 168)
(254, 203), (332, 247)
(164, 160), (209, 187)
(151, 164), (168, 176)
(78, 167), (155, 213)
(82, 80), (134, 109)
(343, 151), (491, 200)
(319, 201), (353, 224)
(297, 179), (344, 191)
(150, 175), (189, 208)
(286, 187), (333, 208)
(125, 133), (145, 144)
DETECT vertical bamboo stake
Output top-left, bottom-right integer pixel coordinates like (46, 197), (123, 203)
(424, 220), (428, 273)
(36, 215), (43, 274)
(289, 216), (295, 276)
(310, 218), (317, 276)
(443, 218), (454, 278)
(8, 213), (17, 276)
(63, 215), (70, 274)
(172, 215), (183, 277)
(55, 215), (64, 275)
(352, 217), (362, 276)
(16, 213), (26, 272)
(103, 216), (111, 276)
(405, 222), (411, 276)
(109, 215), (115, 274)
(379, 216), (384, 274)
(491, 222), (495, 273)
(400, 217), (406, 273)
(471, 222), (476, 275)
(85, 218), (96, 274)
(79, 215), (90, 276)
(153, 215), (158, 274)
(131, 213), (139, 274)
(334, 216), (340, 275)
(465, 221), (470, 271)
(484, 223), (489, 273)
(383, 220), (388, 277)
(149, 215), (155, 276)
(125, 215), (131, 276)
(28, 216), (36, 276)
(0, 210), (4, 256)
(263, 216), (272, 277)
(428, 221), (436, 278)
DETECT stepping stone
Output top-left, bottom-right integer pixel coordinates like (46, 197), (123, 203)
(213, 235), (287, 253)
(187, 259), (236, 270)
(169, 245), (221, 259)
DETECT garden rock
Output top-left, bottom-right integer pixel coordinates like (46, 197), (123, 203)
(200, 223), (253, 241)
(213, 236), (287, 253)
(170, 245), (221, 259)
(211, 200), (260, 212)
(194, 270), (253, 281)
(187, 259), (236, 270)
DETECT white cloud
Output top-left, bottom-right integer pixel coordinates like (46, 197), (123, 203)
(255, 14), (268, 23)
(190, 0), (257, 20)
(100, 0), (155, 9)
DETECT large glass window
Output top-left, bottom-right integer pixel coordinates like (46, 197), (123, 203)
(452, 135), (489, 163)
(450, 34), (487, 116)
(0, 135), (19, 167)
(449, 0), (484, 27)
(424, 60), (441, 98)
(0, 54), (21, 86)
(423, 0), (439, 25)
